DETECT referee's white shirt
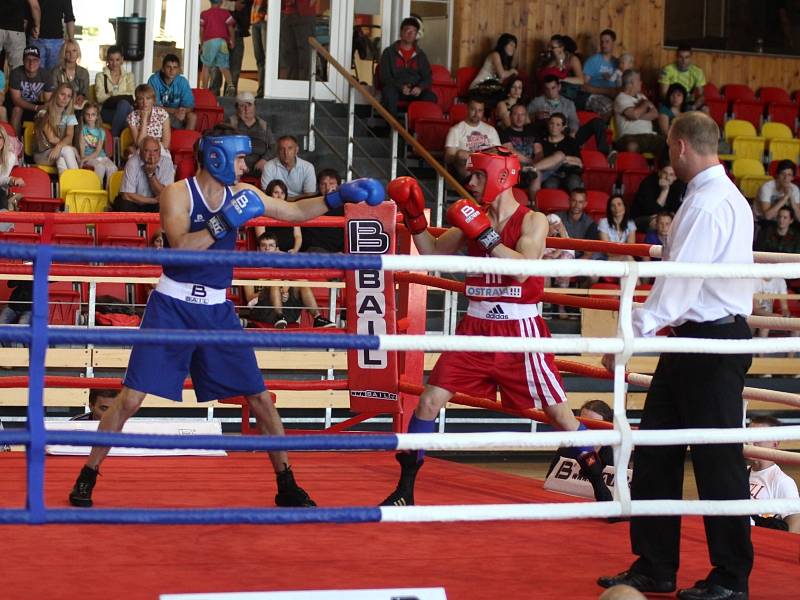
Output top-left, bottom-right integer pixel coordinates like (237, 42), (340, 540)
(633, 164), (754, 337)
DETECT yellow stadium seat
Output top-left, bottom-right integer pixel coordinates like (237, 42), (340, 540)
(107, 170), (124, 204)
(730, 136), (766, 162)
(761, 122), (793, 144)
(723, 119), (757, 144)
(60, 168), (102, 195)
(60, 168), (109, 213)
(738, 175), (772, 200)
(769, 138), (800, 163)
(732, 158), (765, 179)
(118, 128), (135, 163)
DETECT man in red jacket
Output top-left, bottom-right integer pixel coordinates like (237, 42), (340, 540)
(378, 16), (437, 118)
(381, 146), (613, 506)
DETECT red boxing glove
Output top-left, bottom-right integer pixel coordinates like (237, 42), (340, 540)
(447, 199), (501, 253)
(388, 176), (428, 235)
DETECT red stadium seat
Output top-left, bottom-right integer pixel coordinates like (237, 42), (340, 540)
(723, 84), (756, 103)
(49, 282), (80, 325)
(455, 66), (480, 100)
(430, 64), (453, 83)
(51, 223), (94, 246)
(193, 105), (225, 132)
(585, 190), (609, 220)
(615, 152), (650, 172)
(758, 87), (791, 104)
(534, 188), (569, 214)
(705, 97), (728, 128)
(766, 102), (799, 132)
(9, 166), (62, 212)
(730, 99), (764, 129)
(192, 88), (219, 108)
(448, 103), (468, 124)
(511, 187), (529, 206)
(581, 149), (618, 193)
(407, 101), (444, 133)
(621, 170), (651, 205)
(431, 81), (459, 113)
(0, 221), (40, 245)
(703, 82), (722, 101)
(95, 222), (146, 247)
(413, 119), (451, 158)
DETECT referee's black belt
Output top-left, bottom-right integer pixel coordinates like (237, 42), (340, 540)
(673, 314), (740, 335)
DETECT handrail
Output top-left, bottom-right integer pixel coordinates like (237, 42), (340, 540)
(307, 37), (473, 202)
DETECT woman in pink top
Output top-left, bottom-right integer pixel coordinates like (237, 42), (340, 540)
(199, 0), (236, 94)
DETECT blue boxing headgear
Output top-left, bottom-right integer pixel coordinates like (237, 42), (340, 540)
(199, 134), (252, 185)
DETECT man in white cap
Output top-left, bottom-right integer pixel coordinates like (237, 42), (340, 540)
(227, 90), (276, 178)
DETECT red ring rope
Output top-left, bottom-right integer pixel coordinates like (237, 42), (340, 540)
(0, 375), (348, 391)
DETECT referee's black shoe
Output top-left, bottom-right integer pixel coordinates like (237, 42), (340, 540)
(380, 452), (422, 506)
(275, 466), (316, 507)
(677, 580), (748, 600)
(597, 570), (676, 593)
(69, 465), (99, 507)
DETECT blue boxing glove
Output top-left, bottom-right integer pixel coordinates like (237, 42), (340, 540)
(206, 189), (265, 239)
(324, 178), (385, 210)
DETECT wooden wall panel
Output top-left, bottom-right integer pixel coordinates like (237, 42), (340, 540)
(452, 0), (800, 91)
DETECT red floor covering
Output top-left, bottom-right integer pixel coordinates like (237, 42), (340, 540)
(0, 453), (797, 600)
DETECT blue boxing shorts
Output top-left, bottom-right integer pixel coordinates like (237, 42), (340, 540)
(124, 290), (266, 402)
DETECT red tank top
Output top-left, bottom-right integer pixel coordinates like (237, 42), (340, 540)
(464, 205), (544, 304)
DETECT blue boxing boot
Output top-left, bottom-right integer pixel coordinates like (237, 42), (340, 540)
(380, 414), (434, 506)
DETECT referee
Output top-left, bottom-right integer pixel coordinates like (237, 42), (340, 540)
(598, 112), (754, 600)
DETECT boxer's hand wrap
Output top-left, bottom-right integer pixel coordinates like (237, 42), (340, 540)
(447, 198), (501, 253)
(206, 189), (265, 239)
(324, 178), (385, 210)
(388, 176), (428, 235)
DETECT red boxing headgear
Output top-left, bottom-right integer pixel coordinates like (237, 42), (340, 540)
(466, 147), (520, 204)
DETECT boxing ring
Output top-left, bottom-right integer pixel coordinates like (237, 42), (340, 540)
(1, 204), (800, 598)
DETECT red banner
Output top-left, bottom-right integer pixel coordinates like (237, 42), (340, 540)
(345, 202), (399, 413)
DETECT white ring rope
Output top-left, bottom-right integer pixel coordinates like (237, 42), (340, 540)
(647, 246), (800, 264)
(746, 315), (800, 331)
(627, 372), (800, 409)
(744, 445), (800, 467)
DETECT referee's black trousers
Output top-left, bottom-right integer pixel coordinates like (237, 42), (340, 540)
(629, 316), (753, 592)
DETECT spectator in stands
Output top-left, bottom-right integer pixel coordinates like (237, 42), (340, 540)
(259, 135), (316, 197)
(27, 0), (73, 71)
(148, 54), (197, 131)
(210, 0), (251, 96)
(580, 29), (620, 116)
(279, 0), (316, 81)
(0, 69), (7, 122)
(643, 211), (673, 249)
(114, 136), (175, 212)
(529, 75), (611, 156)
(597, 194), (636, 259)
(537, 34), (585, 102)
(752, 276), (797, 356)
(257, 179), (301, 252)
(748, 415), (800, 532)
(755, 205), (800, 254)
(557, 187), (598, 258)
(0, 0), (40, 71)
(0, 127), (23, 211)
(656, 83), (687, 137)
(533, 112), (583, 193)
(49, 39), (88, 113)
(542, 213), (576, 317)
(150, 229), (164, 248)
(228, 91), (275, 178)
(244, 232), (335, 329)
(500, 103), (539, 205)
(378, 16), (436, 119)
(78, 102), (117, 187)
(0, 279), (32, 326)
(444, 96), (500, 180)
(95, 45), (135, 138)
(468, 33), (519, 106)
(658, 45), (707, 111)
(71, 389), (116, 421)
(127, 84), (171, 158)
(33, 82), (79, 175)
(494, 77), (527, 130)
(613, 69), (665, 158)
(303, 168), (344, 253)
(250, 0), (267, 97)
(547, 399), (616, 476)
(8, 45), (53, 136)
(199, 0), (236, 95)
(757, 160), (800, 223)
(630, 164), (686, 230)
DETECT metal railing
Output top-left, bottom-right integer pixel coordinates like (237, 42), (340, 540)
(306, 37), (472, 226)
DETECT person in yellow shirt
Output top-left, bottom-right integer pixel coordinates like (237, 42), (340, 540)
(658, 45), (706, 111)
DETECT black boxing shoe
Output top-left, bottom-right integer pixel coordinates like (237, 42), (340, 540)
(597, 570), (676, 593)
(380, 452), (422, 506)
(677, 581), (748, 600)
(69, 465), (99, 507)
(275, 466), (316, 507)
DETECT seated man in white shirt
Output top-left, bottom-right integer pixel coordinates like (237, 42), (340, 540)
(444, 97), (500, 180)
(259, 135), (317, 197)
(113, 136), (175, 212)
(756, 159), (800, 223)
(613, 69), (666, 159)
(748, 415), (800, 533)
(752, 276), (798, 359)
